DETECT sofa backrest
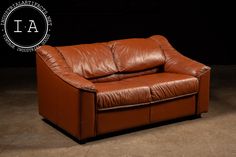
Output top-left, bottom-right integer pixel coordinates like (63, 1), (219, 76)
(54, 37), (165, 80)
(56, 43), (118, 79)
(109, 38), (165, 73)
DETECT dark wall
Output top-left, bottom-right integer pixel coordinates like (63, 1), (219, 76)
(0, 0), (235, 67)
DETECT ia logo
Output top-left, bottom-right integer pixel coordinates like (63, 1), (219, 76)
(1, 1), (52, 52)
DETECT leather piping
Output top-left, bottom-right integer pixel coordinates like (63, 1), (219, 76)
(195, 92), (199, 115)
(149, 37), (167, 64)
(97, 92), (197, 111)
(79, 90), (82, 139)
(109, 43), (120, 72)
(196, 68), (211, 78)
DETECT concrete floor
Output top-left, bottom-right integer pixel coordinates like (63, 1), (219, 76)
(0, 65), (235, 157)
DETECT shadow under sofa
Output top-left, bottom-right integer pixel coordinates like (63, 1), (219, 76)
(36, 35), (211, 141)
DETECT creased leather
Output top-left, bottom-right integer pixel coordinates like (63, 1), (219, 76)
(36, 45), (96, 91)
(36, 54), (96, 139)
(95, 73), (198, 109)
(150, 35), (211, 77)
(141, 73), (198, 101)
(36, 35), (211, 140)
(95, 79), (152, 109)
(109, 38), (165, 72)
(56, 43), (118, 79)
(90, 67), (160, 83)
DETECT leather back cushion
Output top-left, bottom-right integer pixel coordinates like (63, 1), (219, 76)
(56, 43), (118, 79)
(109, 38), (165, 72)
(90, 67), (161, 83)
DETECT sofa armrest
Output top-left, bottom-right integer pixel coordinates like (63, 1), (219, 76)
(150, 35), (211, 114)
(150, 35), (210, 77)
(36, 50), (96, 140)
(36, 45), (96, 92)
(57, 72), (96, 92)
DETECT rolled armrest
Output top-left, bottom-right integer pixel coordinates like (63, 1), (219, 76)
(36, 45), (96, 92)
(150, 35), (210, 77)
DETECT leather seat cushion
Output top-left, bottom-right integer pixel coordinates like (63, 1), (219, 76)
(56, 43), (118, 79)
(95, 80), (152, 109)
(95, 73), (198, 110)
(140, 73), (199, 101)
(109, 38), (165, 72)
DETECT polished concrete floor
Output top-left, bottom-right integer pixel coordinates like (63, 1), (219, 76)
(0, 65), (235, 157)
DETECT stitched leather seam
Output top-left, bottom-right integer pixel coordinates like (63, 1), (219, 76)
(79, 90), (82, 139)
(54, 47), (71, 69)
(109, 43), (120, 76)
(196, 68), (211, 78)
(150, 36), (167, 64)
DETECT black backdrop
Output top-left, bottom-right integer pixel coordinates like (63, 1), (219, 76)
(0, 0), (235, 67)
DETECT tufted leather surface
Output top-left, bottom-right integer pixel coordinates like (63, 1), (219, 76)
(95, 73), (198, 109)
(56, 43), (118, 79)
(109, 38), (165, 72)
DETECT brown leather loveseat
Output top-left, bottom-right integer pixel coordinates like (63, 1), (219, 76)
(36, 35), (210, 141)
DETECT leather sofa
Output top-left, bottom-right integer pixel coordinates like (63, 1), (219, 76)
(36, 35), (211, 141)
